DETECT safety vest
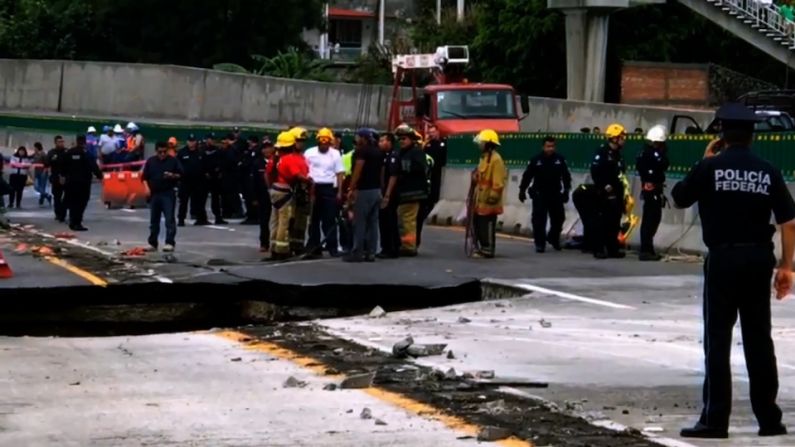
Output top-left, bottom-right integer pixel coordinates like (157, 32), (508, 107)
(342, 151), (353, 176)
(126, 136), (136, 152)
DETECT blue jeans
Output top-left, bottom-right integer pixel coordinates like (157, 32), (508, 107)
(34, 171), (50, 204)
(352, 189), (381, 257)
(149, 190), (177, 247)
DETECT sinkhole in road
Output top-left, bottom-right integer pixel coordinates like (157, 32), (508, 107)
(0, 279), (524, 337)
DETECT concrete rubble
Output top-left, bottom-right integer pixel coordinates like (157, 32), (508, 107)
(359, 408), (372, 420)
(368, 306), (387, 318)
(282, 376), (307, 389)
(340, 372), (375, 389)
(476, 426), (512, 442)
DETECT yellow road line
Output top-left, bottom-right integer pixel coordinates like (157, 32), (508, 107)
(43, 256), (108, 287)
(215, 330), (533, 447)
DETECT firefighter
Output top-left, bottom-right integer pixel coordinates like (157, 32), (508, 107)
(636, 124), (670, 261)
(590, 123), (627, 259)
(519, 136), (572, 253)
(267, 131), (311, 260)
(471, 129), (506, 258)
(201, 133), (227, 225)
(394, 125), (428, 257)
(177, 134), (209, 226)
(63, 135), (103, 231)
(288, 127), (311, 255)
(672, 103), (793, 439)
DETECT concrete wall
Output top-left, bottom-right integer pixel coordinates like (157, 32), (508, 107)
(1, 59), (713, 132)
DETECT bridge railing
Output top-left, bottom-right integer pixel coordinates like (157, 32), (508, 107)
(711, 0), (795, 48)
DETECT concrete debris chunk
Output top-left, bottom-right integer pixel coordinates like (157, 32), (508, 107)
(446, 350), (456, 359)
(457, 316), (472, 324)
(477, 426), (512, 442)
(476, 370), (495, 379)
(392, 336), (414, 358)
(229, 357), (242, 362)
(333, 347), (344, 355)
(369, 306), (387, 318)
(565, 400), (585, 412)
(481, 400), (509, 416)
(282, 376), (308, 389)
(323, 383), (338, 391)
(539, 319), (552, 328)
(69, 381), (81, 386)
(407, 343), (447, 357)
(643, 426), (664, 433)
(444, 368), (457, 380)
(374, 419), (388, 426)
(360, 408), (372, 420)
(340, 372), (375, 389)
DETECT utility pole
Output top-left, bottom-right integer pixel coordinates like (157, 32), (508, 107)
(436, 0), (442, 25)
(457, 0), (464, 22)
(378, 0), (385, 45)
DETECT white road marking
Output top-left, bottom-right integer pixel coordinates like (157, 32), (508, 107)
(485, 279), (636, 310)
(207, 225), (236, 232)
(120, 209), (136, 213)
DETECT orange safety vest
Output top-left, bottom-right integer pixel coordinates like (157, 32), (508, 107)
(126, 136), (136, 152)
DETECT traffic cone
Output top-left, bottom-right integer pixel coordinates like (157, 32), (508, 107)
(0, 250), (13, 279)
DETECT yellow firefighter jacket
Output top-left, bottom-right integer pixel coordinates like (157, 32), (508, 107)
(475, 150), (507, 216)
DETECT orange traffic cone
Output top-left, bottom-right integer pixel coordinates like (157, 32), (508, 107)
(0, 250), (13, 279)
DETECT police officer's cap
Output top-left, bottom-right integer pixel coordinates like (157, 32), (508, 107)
(716, 103), (760, 123)
(205, 132), (216, 140)
(187, 133), (197, 141)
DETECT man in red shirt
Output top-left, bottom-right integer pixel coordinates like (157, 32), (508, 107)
(267, 131), (311, 260)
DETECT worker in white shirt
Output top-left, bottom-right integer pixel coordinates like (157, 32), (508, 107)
(304, 128), (345, 258)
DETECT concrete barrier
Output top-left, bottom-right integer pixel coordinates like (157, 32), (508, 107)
(1, 59), (714, 132)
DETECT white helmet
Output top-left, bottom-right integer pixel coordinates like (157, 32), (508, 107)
(113, 124), (124, 133)
(87, 126), (97, 133)
(126, 122), (138, 131)
(645, 124), (667, 143)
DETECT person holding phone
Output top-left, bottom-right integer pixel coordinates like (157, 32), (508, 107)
(672, 103), (793, 439)
(143, 141), (183, 252)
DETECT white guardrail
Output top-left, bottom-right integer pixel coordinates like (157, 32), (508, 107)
(709, 0), (795, 49)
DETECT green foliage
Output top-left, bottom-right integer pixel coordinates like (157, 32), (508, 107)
(215, 48), (333, 82)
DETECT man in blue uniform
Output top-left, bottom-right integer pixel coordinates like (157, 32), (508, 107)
(636, 125), (670, 261)
(673, 103), (795, 439)
(519, 136), (572, 253)
(590, 123), (628, 259)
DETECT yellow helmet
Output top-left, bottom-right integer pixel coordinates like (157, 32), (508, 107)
(316, 127), (334, 142)
(605, 123), (626, 139)
(289, 127), (308, 141)
(275, 131), (297, 148)
(395, 124), (418, 140)
(474, 129), (500, 146)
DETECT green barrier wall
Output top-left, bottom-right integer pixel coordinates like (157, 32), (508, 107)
(446, 132), (795, 180)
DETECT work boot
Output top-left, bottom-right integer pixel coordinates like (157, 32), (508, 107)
(364, 254), (375, 263)
(549, 240), (562, 251)
(535, 247), (545, 254)
(680, 423), (729, 439)
(70, 225), (88, 232)
(163, 244), (175, 253)
(178, 219), (185, 227)
(215, 218), (228, 225)
(639, 252), (662, 261)
(759, 424), (787, 437)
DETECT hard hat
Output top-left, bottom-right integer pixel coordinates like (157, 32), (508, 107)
(275, 131), (297, 148)
(316, 128), (334, 142)
(87, 126), (97, 133)
(168, 137), (178, 146)
(474, 129), (500, 146)
(113, 124), (124, 133)
(289, 127), (308, 141)
(126, 122), (138, 131)
(605, 124), (626, 139)
(645, 125), (667, 143)
(394, 124), (418, 139)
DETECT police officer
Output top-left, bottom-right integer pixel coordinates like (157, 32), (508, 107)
(201, 133), (227, 225)
(519, 136), (572, 253)
(63, 135), (102, 231)
(176, 134), (209, 226)
(378, 132), (401, 259)
(673, 103), (794, 439)
(636, 125), (670, 261)
(572, 183), (599, 252)
(46, 135), (68, 223)
(418, 124), (447, 248)
(239, 132), (259, 224)
(252, 137), (273, 252)
(590, 123), (628, 259)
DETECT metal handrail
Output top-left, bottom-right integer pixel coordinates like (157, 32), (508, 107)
(712, 0), (795, 48)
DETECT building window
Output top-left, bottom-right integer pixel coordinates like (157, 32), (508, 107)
(330, 19), (363, 48)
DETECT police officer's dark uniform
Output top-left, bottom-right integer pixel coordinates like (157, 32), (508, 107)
(379, 139), (402, 258)
(673, 103), (792, 439)
(176, 135), (209, 226)
(636, 138), (669, 261)
(239, 135), (259, 224)
(220, 135), (241, 220)
(417, 136), (447, 248)
(46, 138), (68, 222)
(572, 184), (599, 252)
(519, 148), (572, 252)
(590, 140), (626, 258)
(252, 138), (272, 251)
(201, 134), (227, 225)
(63, 135), (102, 231)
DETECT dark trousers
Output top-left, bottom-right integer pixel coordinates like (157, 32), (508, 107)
(8, 174), (27, 208)
(474, 214), (497, 257)
(149, 190), (177, 247)
(257, 187), (271, 248)
(307, 184), (339, 255)
(594, 195), (622, 255)
(573, 187), (597, 252)
(379, 200), (400, 256)
(178, 180), (208, 223)
(52, 181), (66, 221)
(416, 199), (435, 248)
(222, 177), (241, 218)
(208, 179), (223, 220)
(242, 174), (257, 221)
(532, 195), (565, 250)
(0, 177), (10, 208)
(700, 246), (781, 429)
(65, 182), (91, 227)
(640, 193), (663, 254)
(352, 189), (381, 257)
